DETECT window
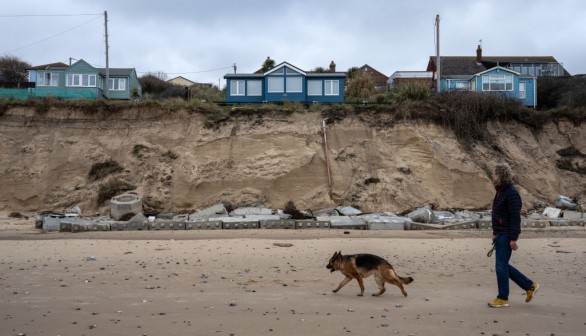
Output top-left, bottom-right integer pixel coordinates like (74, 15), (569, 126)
(324, 80), (339, 95)
(482, 75), (513, 91)
(268, 77), (284, 92)
(519, 82), (526, 99)
(455, 82), (469, 90)
(37, 72), (59, 86)
(247, 80), (262, 96)
(66, 74), (97, 87)
(286, 77), (302, 93)
(230, 80), (245, 96)
(108, 78), (126, 91)
(308, 80), (322, 96)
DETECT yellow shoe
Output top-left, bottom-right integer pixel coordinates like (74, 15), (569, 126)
(526, 283), (539, 303)
(488, 298), (509, 308)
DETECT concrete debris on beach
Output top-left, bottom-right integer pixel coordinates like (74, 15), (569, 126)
(34, 194), (585, 233)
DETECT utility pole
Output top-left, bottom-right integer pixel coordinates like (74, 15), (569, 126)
(435, 14), (441, 93)
(233, 63), (237, 74)
(104, 10), (110, 99)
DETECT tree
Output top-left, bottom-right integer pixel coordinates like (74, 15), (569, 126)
(345, 68), (375, 100)
(0, 55), (31, 84)
(311, 66), (327, 73)
(261, 57), (275, 72)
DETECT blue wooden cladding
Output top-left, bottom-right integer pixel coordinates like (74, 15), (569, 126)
(225, 62), (345, 104)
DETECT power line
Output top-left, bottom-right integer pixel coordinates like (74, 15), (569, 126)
(0, 14), (101, 17)
(137, 66), (234, 75)
(2, 15), (102, 54)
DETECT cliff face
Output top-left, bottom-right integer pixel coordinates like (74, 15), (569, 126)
(0, 107), (584, 214)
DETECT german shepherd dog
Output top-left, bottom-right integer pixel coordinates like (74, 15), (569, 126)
(326, 251), (413, 297)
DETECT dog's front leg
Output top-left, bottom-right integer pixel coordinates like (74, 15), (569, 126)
(332, 276), (352, 293)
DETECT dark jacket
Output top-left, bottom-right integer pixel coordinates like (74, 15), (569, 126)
(491, 183), (522, 241)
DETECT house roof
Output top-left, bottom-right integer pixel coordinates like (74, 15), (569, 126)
(27, 62), (68, 70)
(225, 61), (346, 79)
(98, 68), (135, 76)
(428, 56), (571, 76)
(168, 76), (196, 85)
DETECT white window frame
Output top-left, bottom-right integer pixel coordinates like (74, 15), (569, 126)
(324, 80), (339, 96)
(37, 72), (59, 86)
(108, 78), (127, 91)
(307, 80), (322, 96)
(519, 82), (526, 99)
(286, 76), (302, 93)
(267, 77), (284, 93)
(230, 80), (245, 96)
(455, 82), (469, 90)
(247, 80), (262, 96)
(66, 74), (97, 87)
(482, 75), (513, 91)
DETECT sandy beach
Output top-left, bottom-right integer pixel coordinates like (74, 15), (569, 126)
(1, 215), (585, 336)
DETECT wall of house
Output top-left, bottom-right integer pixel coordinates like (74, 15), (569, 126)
(226, 78), (264, 103)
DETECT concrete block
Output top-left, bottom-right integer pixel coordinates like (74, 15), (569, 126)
(542, 207), (561, 218)
(149, 220), (186, 230)
(522, 220), (547, 228)
(69, 222), (109, 232)
(185, 221), (222, 230)
(407, 222), (443, 230)
(338, 206), (362, 216)
(367, 220), (406, 230)
(329, 218), (366, 230)
(295, 220), (331, 229)
(549, 220), (583, 227)
(562, 210), (583, 220)
(260, 220), (296, 229)
(441, 220), (478, 230)
(222, 221), (259, 229)
(110, 193), (142, 221)
(43, 215), (65, 232)
(477, 220), (491, 230)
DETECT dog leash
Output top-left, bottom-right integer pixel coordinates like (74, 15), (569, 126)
(487, 241), (495, 257)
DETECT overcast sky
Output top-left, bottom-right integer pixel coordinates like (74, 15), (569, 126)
(2, 0), (585, 86)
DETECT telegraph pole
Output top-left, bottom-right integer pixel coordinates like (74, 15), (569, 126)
(435, 14), (441, 93)
(104, 10), (110, 99)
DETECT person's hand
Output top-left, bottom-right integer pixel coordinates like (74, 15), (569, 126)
(492, 235), (496, 241)
(510, 240), (518, 251)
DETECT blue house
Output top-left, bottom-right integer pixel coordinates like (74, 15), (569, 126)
(224, 61), (345, 104)
(23, 59), (142, 100)
(425, 45), (570, 107)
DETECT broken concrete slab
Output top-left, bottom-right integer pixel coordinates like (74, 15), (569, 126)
(367, 220), (406, 230)
(433, 211), (462, 223)
(407, 207), (436, 223)
(556, 195), (577, 210)
(71, 222), (111, 232)
(407, 222), (444, 230)
(231, 207), (272, 216)
(543, 207), (561, 218)
(172, 214), (189, 221)
(245, 214), (281, 221)
(441, 220), (478, 230)
(43, 214), (66, 232)
(338, 206), (362, 216)
(190, 203), (228, 219)
(312, 206), (339, 217)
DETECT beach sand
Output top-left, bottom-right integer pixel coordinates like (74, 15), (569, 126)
(1, 215), (585, 336)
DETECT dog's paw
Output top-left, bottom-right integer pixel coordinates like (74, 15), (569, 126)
(356, 293), (363, 297)
(332, 289), (338, 293)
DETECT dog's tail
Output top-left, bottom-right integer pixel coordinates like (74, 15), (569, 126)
(399, 275), (414, 285)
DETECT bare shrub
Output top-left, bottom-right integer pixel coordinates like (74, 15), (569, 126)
(283, 200), (306, 219)
(97, 178), (136, 206)
(88, 160), (124, 181)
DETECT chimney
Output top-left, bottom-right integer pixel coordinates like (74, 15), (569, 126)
(329, 61), (336, 72)
(476, 44), (482, 64)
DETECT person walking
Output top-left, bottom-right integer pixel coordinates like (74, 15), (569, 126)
(488, 163), (539, 308)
